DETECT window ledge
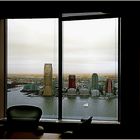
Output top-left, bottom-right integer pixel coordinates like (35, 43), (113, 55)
(40, 118), (120, 124)
(1, 117), (120, 125)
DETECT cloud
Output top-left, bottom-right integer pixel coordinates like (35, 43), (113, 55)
(8, 18), (118, 75)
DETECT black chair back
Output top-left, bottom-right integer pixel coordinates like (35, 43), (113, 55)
(6, 105), (42, 131)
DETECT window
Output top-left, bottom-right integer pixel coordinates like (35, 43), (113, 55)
(7, 19), (58, 119)
(7, 15), (120, 122)
(62, 18), (118, 120)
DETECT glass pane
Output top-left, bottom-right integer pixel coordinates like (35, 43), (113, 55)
(7, 19), (58, 119)
(62, 18), (118, 120)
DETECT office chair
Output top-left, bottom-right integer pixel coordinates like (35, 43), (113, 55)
(5, 105), (44, 138)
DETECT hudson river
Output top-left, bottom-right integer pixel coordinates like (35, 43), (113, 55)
(7, 86), (118, 121)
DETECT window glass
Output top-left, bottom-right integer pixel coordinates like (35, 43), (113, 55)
(7, 19), (58, 119)
(62, 18), (118, 120)
(7, 17), (119, 121)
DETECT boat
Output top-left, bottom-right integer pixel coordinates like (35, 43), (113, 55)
(83, 103), (88, 107)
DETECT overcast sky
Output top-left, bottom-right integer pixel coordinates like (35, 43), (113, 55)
(8, 18), (118, 75)
(8, 19), (58, 75)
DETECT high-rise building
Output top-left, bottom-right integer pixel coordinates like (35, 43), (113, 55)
(91, 73), (98, 90)
(43, 64), (52, 96)
(68, 75), (76, 89)
(105, 79), (112, 93)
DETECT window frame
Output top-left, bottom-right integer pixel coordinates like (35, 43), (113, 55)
(5, 13), (121, 124)
(60, 13), (121, 123)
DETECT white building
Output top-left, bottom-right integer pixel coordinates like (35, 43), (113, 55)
(91, 89), (100, 97)
(79, 88), (90, 96)
(67, 88), (77, 96)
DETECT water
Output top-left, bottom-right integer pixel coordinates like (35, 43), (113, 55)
(7, 86), (118, 121)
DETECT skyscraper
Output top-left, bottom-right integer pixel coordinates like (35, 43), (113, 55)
(68, 75), (76, 89)
(91, 73), (98, 90)
(105, 79), (112, 93)
(43, 64), (52, 96)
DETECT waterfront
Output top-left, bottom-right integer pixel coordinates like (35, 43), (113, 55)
(7, 86), (118, 121)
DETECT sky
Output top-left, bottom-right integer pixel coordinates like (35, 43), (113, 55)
(8, 19), (58, 75)
(8, 18), (118, 75)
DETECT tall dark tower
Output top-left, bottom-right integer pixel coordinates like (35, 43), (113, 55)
(68, 75), (76, 89)
(105, 79), (112, 93)
(91, 73), (98, 90)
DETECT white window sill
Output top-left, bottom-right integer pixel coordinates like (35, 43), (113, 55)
(40, 118), (120, 124)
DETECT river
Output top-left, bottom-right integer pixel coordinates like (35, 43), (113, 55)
(7, 86), (118, 121)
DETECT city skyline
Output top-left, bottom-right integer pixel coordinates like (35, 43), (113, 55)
(8, 18), (118, 75)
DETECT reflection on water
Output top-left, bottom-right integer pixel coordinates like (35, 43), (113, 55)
(7, 87), (118, 120)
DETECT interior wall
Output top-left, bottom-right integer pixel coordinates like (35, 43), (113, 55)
(0, 20), (4, 118)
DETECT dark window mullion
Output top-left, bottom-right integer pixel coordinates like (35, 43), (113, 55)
(58, 17), (62, 120)
(118, 17), (121, 123)
(4, 19), (7, 117)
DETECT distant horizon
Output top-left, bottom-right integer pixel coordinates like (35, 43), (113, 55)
(8, 72), (117, 77)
